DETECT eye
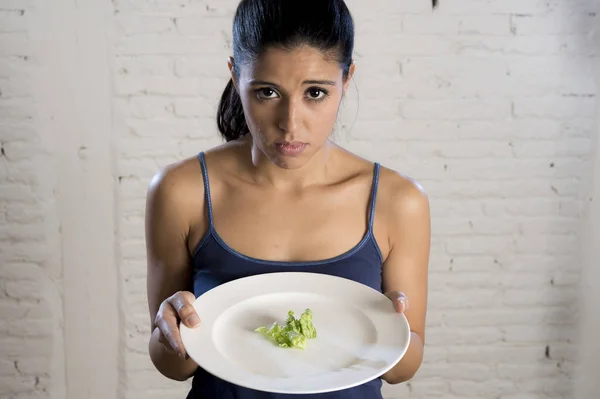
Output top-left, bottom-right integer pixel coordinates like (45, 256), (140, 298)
(306, 87), (328, 102)
(255, 88), (279, 100)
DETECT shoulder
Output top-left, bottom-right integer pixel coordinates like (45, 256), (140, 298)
(147, 154), (203, 206)
(146, 141), (244, 215)
(376, 165), (430, 232)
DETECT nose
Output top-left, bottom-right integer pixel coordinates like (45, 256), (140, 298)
(277, 99), (299, 133)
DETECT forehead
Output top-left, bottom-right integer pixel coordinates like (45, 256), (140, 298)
(240, 45), (344, 82)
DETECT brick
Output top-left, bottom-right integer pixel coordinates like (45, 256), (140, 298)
(502, 325), (576, 343)
(497, 363), (566, 380)
(0, 76), (31, 98)
(0, 121), (36, 140)
(0, 262), (44, 280)
(513, 96), (597, 118)
(512, 13), (596, 35)
(0, 33), (30, 56)
(115, 77), (203, 97)
(0, 97), (32, 119)
(503, 286), (577, 307)
(434, 217), (516, 236)
(175, 16), (232, 37)
(0, 337), (51, 358)
(435, 0), (549, 15)
(513, 137), (592, 158)
(0, 0), (33, 9)
(403, 15), (511, 35)
(0, 10), (27, 33)
(125, 119), (214, 139)
(115, 56), (174, 77)
(419, 362), (496, 381)
(446, 344), (545, 363)
(5, 205), (45, 224)
(115, 14), (174, 36)
(399, 378), (448, 397)
(172, 98), (215, 118)
(115, 36), (229, 56)
(449, 379), (518, 397)
(13, 357), (51, 376)
(482, 199), (561, 217)
(402, 99), (511, 120)
(401, 56), (510, 99)
(0, 299), (29, 320)
(8, 319), (53, 338)
(0, 376), (37, 394)
(445, 236), (515, 255)
(520, 217), (581, 235)
(508, 55), (596, 96)
(457, 35), (593, 56)
(4, 280), (44, 301)
(174, 56), (228, 78)
(355, 35), (455, 57)
(0, 57), (30, 83)
(516, 233), (578, 255)
(0, 358), (18, 376)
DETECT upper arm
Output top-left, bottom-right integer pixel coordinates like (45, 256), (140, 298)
(381, 175), (430, 343)
(145, 167), (195, 331)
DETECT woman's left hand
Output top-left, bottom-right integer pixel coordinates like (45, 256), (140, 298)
(385, 291), (409, 314)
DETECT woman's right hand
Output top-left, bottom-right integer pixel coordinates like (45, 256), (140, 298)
(155, 291), (200, 359)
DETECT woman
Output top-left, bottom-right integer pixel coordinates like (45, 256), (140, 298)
(145, 0), (430, 397)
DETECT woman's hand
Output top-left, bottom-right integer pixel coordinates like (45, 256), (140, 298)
(385, 290), (409, 314)
(154, 291), (200, 359)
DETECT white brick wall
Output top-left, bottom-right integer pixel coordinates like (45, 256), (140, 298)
(1, 0), (598, 398)
(0, 1), (65, 398)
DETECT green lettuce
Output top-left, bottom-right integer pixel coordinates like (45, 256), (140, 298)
(255, 309), (317, 349)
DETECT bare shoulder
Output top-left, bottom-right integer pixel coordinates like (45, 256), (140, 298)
(146, 154), (204, 209)
(376, 165), (430, 231)
(147, 141), (239, 202)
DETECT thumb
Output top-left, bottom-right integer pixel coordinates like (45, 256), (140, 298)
(385, 291), (409, 313)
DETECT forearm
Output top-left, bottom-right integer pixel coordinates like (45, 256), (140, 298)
(381, 332), (424, 384)
(149, 327), (198, 381)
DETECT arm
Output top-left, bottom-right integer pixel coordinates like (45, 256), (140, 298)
(146, 167), (200, 381)
(380, 178), (430, 384)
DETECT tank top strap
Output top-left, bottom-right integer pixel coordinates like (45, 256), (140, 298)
(368, 162), (381, 232)
(197, 152), (214, 228)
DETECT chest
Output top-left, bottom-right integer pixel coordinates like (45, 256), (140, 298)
(208, 181), (375, 263)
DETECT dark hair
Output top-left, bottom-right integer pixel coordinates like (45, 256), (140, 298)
(216, 0), (355, 142)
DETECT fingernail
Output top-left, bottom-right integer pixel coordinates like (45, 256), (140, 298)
(179, 352), (186, 360)
(187, 315), (200, 326)
(400, 297), (409, 311)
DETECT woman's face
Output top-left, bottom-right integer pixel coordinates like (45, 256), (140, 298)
(231, 45), (354, 169)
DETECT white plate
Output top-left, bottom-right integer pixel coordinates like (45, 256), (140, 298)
(180, 272), (411, 394)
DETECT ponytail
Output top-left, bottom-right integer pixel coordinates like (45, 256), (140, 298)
(216, 78), (249, 142)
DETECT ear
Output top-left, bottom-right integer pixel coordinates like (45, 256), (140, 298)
(343, 60), (356, 92)
(228, 56), (239, 92)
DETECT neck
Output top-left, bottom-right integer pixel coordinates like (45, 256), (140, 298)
(245, 136), (335, 190)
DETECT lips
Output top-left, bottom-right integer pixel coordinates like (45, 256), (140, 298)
(274, 141), (308, 156)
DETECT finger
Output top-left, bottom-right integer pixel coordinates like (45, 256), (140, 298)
(385, 291), (410, 313)
(170, 292), (200, 328)
(395, 292), (409, 313)
(156, 314), (186, 358)
(157, 330), (176, 354)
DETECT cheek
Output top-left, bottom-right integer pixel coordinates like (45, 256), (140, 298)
(239, 95), (268, 130)
(307, 101), (340, 132)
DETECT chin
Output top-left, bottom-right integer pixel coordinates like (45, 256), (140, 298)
(270, 154), (307, 170)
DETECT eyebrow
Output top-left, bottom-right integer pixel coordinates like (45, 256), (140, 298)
(250, 79), (336, 87)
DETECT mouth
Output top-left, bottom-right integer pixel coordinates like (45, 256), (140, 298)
(274, 141), (308, 157)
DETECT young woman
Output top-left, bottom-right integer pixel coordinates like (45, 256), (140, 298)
(145, 0), (430, 397)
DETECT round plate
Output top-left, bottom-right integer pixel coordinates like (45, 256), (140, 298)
(180, 272), (411, 394)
